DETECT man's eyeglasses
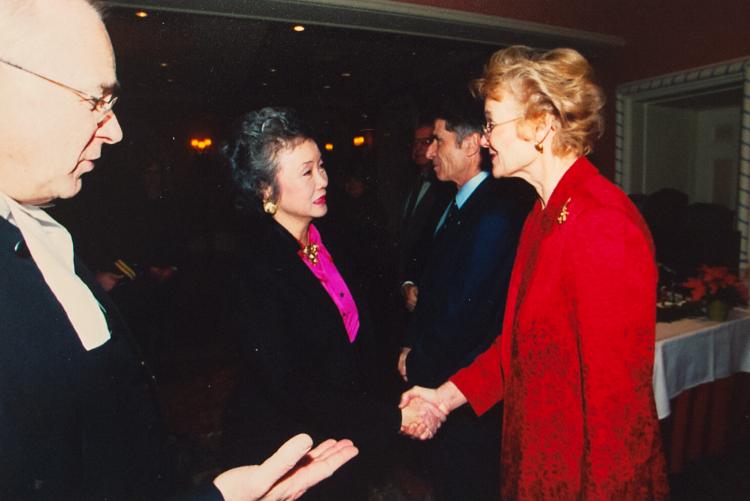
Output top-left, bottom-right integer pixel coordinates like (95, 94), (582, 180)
(483, 116), (523, 135)
(0, 57), (119, 116)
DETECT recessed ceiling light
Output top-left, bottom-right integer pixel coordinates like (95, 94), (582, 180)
(341, 72), (351, 77)
(270, 68), (277, 73)
(261, 82), (268, 87)
(323, 84), (331, 89)
(135, 11), (148, 18)
(293, 25), (305, 32)
(159, 62), (169, 68)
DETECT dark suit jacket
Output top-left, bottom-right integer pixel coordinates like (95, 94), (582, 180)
(0, 218), (220, 500)
(398, 175), (454, 281)
(223, 217), (401, 467)
(404, 176), (533, 388)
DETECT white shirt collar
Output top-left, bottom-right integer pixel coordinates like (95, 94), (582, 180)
(0, 191), (110, 350)
(455, 171), (489, 209)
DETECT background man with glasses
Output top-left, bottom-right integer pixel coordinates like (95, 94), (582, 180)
(0, 1), (356, 499)
(398, 120), (454, 312)
(397, 100), (532, 501)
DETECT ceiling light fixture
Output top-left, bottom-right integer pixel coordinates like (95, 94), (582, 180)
(135, 10), (148, 18)
(341, 72), (351, 77)
(293, 25), (305, 32)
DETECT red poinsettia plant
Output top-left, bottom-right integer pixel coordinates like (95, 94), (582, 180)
(682, 265), (749, 307)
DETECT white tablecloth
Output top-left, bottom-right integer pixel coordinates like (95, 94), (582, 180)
(653, 309), (750, 418)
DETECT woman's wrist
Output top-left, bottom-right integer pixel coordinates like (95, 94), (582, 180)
(436, 380), (467, 413)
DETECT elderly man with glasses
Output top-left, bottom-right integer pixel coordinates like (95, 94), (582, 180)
(0, 1), (356, 500)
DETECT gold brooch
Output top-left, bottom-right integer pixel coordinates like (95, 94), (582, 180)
(557, 198), (571, 224)
(300, 243), (319, 265)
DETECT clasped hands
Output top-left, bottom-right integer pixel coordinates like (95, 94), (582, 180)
(399, 386), (448, 440)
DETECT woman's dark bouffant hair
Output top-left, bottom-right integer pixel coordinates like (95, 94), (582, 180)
(222, 107), (313, 214)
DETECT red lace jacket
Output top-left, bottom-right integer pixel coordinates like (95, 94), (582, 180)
(451, 158), (669, 500)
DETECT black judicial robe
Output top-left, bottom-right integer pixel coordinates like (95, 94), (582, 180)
(0, 217), (220, 500)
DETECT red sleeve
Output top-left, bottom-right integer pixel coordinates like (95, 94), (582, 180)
(566, 208), (660, 496)
(450, 333), (504, 416)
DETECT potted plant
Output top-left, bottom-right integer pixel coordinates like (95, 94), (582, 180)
(682, 265), (749, 321)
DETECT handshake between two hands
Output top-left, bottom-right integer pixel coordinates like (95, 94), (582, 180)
(398, 386), (449, 440)
(211, 384), (464, 500)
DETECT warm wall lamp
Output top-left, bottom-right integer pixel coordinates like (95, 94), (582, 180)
(190, 137), (213, 153)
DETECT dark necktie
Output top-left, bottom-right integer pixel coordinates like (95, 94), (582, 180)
(404, 174), (430, 222)
(437, 199), (459, 235)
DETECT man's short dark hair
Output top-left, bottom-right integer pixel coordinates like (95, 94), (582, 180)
(436, 96), (484, 145)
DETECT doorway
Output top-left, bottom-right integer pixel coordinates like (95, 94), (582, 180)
(616, 58), (750, 268)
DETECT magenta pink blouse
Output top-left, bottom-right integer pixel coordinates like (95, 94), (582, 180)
(299, 224), (360, 342)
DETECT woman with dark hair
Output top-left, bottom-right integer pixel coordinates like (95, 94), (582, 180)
(220, 107), (443, 499)
(402, 47), (669, 499)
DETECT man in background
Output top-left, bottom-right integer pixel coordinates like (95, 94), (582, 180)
(398, 120), (453, 312)
(398, 102), (533, 501)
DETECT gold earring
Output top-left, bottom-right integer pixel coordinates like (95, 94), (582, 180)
(534, 128), (551, 154)
(263, 200), (277, 215)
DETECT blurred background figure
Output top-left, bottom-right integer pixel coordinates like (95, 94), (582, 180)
(53, 156), (183, 372)
(397, 120), (453, 313)
(326, 160), (392, 329)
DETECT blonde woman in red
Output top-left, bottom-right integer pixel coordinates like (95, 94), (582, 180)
(402, 46), (669, 500)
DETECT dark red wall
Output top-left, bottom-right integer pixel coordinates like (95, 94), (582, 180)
(400, 0), (749, 79)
